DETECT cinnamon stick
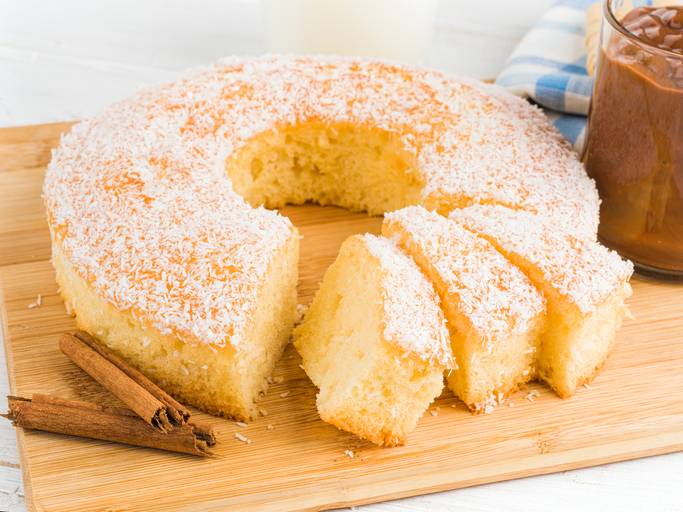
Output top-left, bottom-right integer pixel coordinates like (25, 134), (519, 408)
(2, 394), (215, 457)
(59, 332), (173, 432)
(72, 331), (190, 424)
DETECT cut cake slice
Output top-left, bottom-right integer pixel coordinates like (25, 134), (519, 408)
(293, 234), (453, 446)
(383, 206), (546, 411)
(450, 204), (633, 397)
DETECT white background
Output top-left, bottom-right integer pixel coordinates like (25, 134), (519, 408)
(1, 1), (681, 511)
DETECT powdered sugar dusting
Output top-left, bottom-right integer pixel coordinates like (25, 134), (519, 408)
(361, 234), (453, 367)
(43, 56), (599, 347)
(450, 205), (633, 314)
(384, 207), (545, 347)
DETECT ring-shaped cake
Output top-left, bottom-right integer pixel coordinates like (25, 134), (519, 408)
(44, 56), (602, 420)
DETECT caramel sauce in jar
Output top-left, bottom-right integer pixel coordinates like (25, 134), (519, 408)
(583, 4), (683, 276)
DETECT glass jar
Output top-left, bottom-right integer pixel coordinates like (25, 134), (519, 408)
(582, 0), (683, 278)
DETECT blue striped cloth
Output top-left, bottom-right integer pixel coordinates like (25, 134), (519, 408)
(496, 0), (600, 151)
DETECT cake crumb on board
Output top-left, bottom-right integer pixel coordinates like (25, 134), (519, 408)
(235, 432), (252, 444)
(525, 390), (540, 402)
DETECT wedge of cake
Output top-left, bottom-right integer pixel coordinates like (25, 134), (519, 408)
(293, 234), (453, 446)
(383, 206), (546, 412)
(450, 204), (634, 397)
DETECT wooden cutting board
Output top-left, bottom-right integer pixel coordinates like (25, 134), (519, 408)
(1, 122), (682, 512)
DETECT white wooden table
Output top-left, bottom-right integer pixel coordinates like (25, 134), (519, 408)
(1, 1), (681, 510)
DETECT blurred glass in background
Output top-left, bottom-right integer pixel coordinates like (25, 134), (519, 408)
(263, 0), (437, 64)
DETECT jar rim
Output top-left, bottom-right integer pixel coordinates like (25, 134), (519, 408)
(604, 0), (683, 59)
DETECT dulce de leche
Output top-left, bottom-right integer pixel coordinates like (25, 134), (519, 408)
(583, 6), (683, 275)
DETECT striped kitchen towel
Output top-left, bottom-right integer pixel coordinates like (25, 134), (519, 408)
(496, 0), (600, 152)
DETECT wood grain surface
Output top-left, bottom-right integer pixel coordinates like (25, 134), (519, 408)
(1, 122), (682, 512)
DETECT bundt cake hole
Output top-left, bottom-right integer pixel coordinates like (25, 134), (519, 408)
(225, 121), (424, 216)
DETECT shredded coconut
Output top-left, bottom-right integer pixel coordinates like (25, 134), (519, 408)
(450, 204), (634, 314)
(362, 234), (453, 366)
(384, 207), (546, 347)
(44, 56), (599, 349)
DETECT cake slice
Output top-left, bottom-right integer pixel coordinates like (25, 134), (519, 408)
(293, 234), (453, 446)
(450, 204), (634, 397)
(383, 206), (546, 412)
